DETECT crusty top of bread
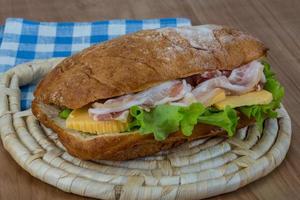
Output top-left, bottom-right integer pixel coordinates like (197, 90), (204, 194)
(34, 25), (267, 109)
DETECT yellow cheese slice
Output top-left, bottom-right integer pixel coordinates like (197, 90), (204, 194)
(214, 90), (273, 110)
(66, 107), (128, 134)
(204, 88), (226, 107)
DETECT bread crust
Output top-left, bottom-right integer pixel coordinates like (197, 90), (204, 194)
(32, 99), (254, 161)
(34, 25), (267, 109)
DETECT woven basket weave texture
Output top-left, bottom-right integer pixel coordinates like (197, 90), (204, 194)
(0, 59), (292, 200)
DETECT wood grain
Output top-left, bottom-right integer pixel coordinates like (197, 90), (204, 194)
(0, 0), (299, 199)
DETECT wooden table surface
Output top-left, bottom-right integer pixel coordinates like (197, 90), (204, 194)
(0, 0), (299, 199)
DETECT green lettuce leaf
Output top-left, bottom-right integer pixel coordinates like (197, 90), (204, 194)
(198, 106), (239, 137)
(129, 103), (238, 141)
(129, 103), (205, 140)
(180, 103), (206, 136)
(240, 61), (284, 130)
(59, 108), (72, 119)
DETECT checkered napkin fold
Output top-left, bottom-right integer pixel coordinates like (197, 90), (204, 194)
(0, 18), (191, 110)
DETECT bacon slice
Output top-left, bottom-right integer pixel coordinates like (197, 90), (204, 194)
(89, 60), (264, 121)
(192, 60), (264, 95)
(89, 80), (191, 118)
(171, 88), (226, 107)
(193, 88), (226, 106)
(89, 110), (129, 122)
(186, 70), (231, 86)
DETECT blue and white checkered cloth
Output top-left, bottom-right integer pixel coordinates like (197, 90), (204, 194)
(0, 25), (3, 44)
(0, 18), (191, 110)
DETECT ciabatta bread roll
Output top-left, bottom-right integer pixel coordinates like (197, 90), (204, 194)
(32, 25), (271, 160)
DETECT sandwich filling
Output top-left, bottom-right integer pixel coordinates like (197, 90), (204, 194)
(63, 60), (284, 140)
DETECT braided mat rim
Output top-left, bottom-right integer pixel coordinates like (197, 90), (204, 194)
(0, 58), (292, 200)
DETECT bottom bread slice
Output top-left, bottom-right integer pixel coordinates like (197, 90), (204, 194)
(31, 99), (254, 161)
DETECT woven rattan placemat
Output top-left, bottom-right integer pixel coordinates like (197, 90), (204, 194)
(0, 59), (292, 200)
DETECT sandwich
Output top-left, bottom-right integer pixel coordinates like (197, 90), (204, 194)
(32, 25), (284, 160)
